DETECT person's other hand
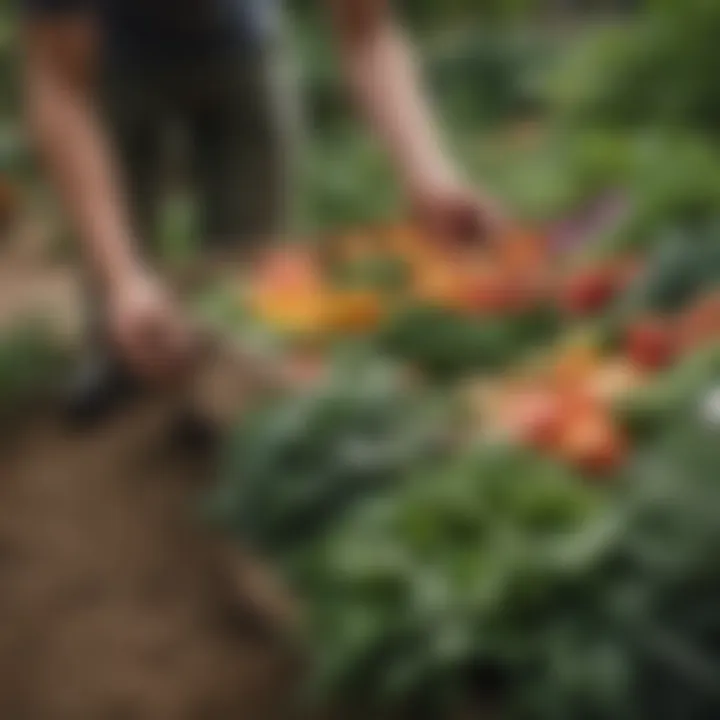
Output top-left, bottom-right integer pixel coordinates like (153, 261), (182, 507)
(409, 172), (508, 247)
(107, 269), (195, 384)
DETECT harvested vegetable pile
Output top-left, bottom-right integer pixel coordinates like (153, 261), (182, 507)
(238, 224), (641, 378)
(204, 216), (720, 717)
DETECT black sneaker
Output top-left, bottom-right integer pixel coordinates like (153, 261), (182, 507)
(64, 352), (141, 429)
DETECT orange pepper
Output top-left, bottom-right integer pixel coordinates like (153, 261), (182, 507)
(328, 290), (385, 333)
(557, 408), (627, 476)
(550, 338), (602, 391)
(497, 229), (548, 274)
(251, 289), (331, 336)
(412, 261), (470, 311)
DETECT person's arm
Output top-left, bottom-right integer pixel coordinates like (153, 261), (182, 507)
(328, 0), (505, 241)
(23, 13), (192, 380)
(24, 14), (141, 290)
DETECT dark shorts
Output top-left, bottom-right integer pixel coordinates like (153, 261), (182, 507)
(84, 44), (300, 348)
(101, 44), (299, 258)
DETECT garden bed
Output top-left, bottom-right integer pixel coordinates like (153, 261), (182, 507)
(204, 220), (720, 719)
(0, 253), (305, 719)
(5, 211), (720, 718)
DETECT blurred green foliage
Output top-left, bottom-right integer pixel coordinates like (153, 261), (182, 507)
(546, 2), (720, 132)
(212, 7), (720, 714)
(294, 398), (720, 718)
(3, 2), (720, 254)
(296, 1), (720, 240)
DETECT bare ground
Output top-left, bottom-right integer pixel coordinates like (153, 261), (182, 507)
(0, 397), (303, 720)
(0, 400), (299, 720)
(0, 248), (300, 719)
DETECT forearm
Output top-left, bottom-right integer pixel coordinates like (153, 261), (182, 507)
(27, 71), (140, 291)
(333, 7), (456, 191)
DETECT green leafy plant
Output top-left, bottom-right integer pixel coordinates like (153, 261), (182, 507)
(207, 354), (455, 555)
(377, 304), (559, 381)
(282, 393), (720, 718)
(544, 4), (720, 134)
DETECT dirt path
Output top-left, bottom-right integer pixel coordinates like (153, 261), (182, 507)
(0, 401), (296, 720)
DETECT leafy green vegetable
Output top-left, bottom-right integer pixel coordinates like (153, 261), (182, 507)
(207, 355), (455, 554)
(545, 4), (720, 135)
(292, 444), (607, 715)
(377, 305), (559, 381)
(282, 395), (720, 718)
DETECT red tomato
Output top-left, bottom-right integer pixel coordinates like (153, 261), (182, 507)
(558, 410), (627, 476)
(626, 318), (677, 371)
(511, 390), (565, 450)
(560, 265), (621, 316)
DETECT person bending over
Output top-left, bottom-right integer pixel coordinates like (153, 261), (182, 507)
(23, 0), (504, 423)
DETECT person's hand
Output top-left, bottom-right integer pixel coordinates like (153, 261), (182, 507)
(106, 269), (195, 384)
(408, 171), (508, 247)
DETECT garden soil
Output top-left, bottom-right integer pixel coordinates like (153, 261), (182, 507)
(0, 252), (300, 720)
(0, 401), (300, 720)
